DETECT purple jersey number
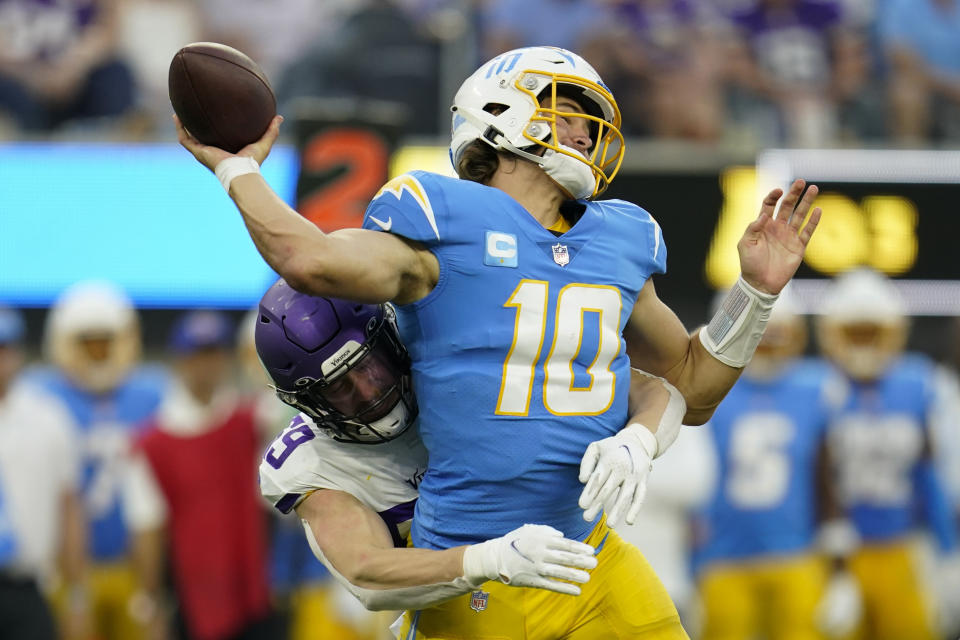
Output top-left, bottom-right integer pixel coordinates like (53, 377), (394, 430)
(265, 423), (315, 469)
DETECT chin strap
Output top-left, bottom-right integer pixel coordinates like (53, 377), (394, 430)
(540, 147), (596, 199)
(458, 107), (597, 200)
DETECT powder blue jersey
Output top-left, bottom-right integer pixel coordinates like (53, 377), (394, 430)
(695, 359), (839, 567)
(362, 171), (666, 549)
(828, 355), (957, 551)
(27, 366), (168, 560)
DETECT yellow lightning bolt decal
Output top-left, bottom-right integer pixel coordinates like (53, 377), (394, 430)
(373, 174), (440, 240)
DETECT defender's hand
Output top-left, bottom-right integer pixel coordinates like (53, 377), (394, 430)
(174, 114), (283, 172)
(739, 178), (822, 295)
(462, 524), (597, 596)
(578, 423), (657, 527)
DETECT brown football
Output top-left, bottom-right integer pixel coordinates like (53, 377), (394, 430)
(168, 42), (276, 153)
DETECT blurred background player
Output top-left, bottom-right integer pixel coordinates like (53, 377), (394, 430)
(27, 280), (167, 640)
(817, 267), (960, 640)
(0, 306), (88, 640)
(236, 307), (380, 640)
(692, 287), (859, 640)
(123, 310), (277, 640)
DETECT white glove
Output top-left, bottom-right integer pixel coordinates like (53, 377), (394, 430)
(815, 570), (862, 638)
(578, 423), (657, 527)
(936, 553), (960, 637)
(462, 524), (597, 596)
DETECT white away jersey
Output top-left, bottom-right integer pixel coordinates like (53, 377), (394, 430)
(259, 414), (426, 543)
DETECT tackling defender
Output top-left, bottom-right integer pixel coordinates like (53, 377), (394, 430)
(255, 282), (683, 614)
(177, 46), (821, 638)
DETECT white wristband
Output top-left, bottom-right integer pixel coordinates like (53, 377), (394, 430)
(629, 369), (687, 459)
(214, 156), (260, 192)
(817, 519), (860, 557)
(699, 276), (778, 368)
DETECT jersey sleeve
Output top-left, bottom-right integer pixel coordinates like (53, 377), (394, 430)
(259, 415), (338, 514)
(600, 199), (667, 276)
(362, 171), (446, 247)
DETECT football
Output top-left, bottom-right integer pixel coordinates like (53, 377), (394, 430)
(168, 42), (276, 153)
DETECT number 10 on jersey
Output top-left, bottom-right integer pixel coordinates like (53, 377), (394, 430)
(496, 280), (623, 417)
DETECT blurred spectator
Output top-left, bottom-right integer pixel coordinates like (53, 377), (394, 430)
(480, 0), (612, 61)
(879, 0), (960, 143)
(276, 0), (441, 136)
(581, 0), (727, 139)
(693, 288), (859, 640)
(193, 0), (352, 82)
(116, 0), (202, 135)
(724, 0), (869, 146)
(616, 425), (715, 630)
(124, 310), (276, 640)
(0, 307), (88, 640)
(27, 281), (167, 640)
(817, 268), (960, 639)
(0, 0), (136, 133)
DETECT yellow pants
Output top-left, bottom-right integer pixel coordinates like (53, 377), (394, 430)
(288, 581), (393, 640)
(698, 554), (827, 640)
(396, 519), (687, 639)
(52, 560), (145, 640)
(847, 540), (936, 640)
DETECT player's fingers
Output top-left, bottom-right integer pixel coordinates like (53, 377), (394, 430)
(546, 537), (596, 558)
(538, 563), (592, 584)
(776, 179), (805, 220)
(578, 463), (611, 508)
(544, 551), (598, 573)
(799, 207), (823, 245)
(605, 478), (636, 528)
(530, 577), (582, 596)
(582, 498), (603, 522)
(789, 183), (819, 229)
(579, 444), (599, 483)
(758, 188), (783, 219)
(624, 481), (648, 525)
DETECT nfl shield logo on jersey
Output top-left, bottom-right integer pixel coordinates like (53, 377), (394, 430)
(469, 590), (489, 612)
(552, 243), (570, 267)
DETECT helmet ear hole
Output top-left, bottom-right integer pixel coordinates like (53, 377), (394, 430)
(483, 103), (509, 115)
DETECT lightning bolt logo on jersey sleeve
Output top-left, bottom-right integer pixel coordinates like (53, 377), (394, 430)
(362, 172), (446, 246)
(258, 414), (426, 523)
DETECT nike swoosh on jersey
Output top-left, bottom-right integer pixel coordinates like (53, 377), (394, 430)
(369, 215), (393, 231)
(373, 174), (440, 240)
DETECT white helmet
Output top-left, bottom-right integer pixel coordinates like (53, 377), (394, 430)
(45, 281), (141, 393)
(816, 267), (907, 381)
(450, 46), (624, 199)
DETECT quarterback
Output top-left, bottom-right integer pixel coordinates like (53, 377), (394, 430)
(178, 46), (822, 638)
(254, 283), (683, 613)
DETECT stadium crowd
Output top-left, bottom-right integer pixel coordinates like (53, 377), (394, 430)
(0, 0), (959, 146)
(1, 1), (960, 640)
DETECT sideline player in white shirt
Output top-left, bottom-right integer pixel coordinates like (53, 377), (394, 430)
(255, 281), (687, 618)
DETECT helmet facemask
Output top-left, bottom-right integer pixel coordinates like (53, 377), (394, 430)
(450, 47), (624, 199)
(275, 309), (418, 444)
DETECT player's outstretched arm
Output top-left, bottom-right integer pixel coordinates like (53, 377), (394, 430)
(297, 489), (597, 610)
(625, 179), (822, 424)
(175, 115), (436, 305)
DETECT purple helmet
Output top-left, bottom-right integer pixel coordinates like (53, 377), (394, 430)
(255, 279), (417, 444)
